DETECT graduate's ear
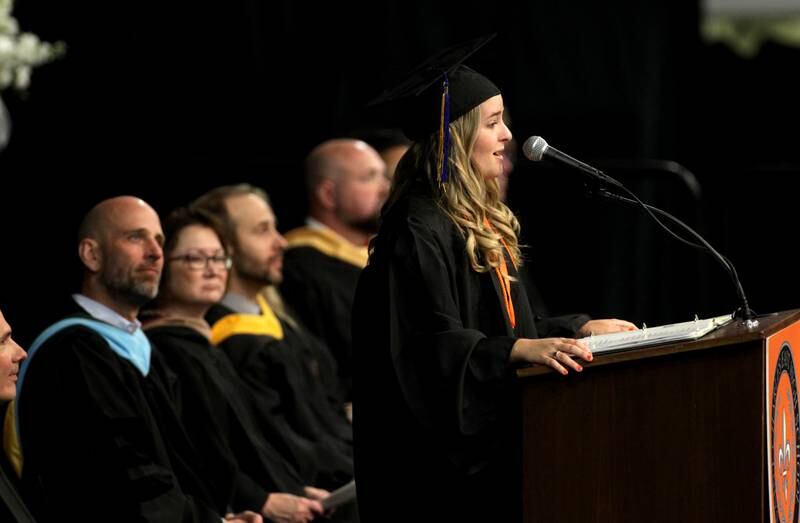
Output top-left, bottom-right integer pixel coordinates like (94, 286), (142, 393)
(316, 177), (337, 211)
(78, 238), (102, 272)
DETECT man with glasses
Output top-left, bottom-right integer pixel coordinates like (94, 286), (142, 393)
(11, 196), (260, 522)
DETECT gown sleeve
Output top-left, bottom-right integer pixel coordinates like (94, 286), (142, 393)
(380, 213), (518, 439)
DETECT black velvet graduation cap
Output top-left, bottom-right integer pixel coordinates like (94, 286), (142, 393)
(368, 34), (500, 142)
(368, 34), (500, 183)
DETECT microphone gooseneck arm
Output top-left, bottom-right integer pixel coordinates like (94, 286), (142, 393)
(595, 187), (752, 322)
(522, 136), (757, 324)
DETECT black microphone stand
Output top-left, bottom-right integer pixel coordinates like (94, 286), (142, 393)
(579, 168), (758, 327)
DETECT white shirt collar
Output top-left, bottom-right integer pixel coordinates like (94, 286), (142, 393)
(72, 294), (142, 334)
(220, 292), (261, 315)
(305, 216), (327, 231)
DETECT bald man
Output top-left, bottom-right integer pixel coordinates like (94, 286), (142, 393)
(12, 197), (260, 523)
(281, 139), (388, 406)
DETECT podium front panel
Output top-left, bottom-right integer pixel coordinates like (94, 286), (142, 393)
(521, 334), (766, 522)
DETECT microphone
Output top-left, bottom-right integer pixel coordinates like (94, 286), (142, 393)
(521, 135), (757, 325)
(522, 136), (616, 185)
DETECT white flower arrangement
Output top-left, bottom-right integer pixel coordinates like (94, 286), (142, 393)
(0, 0), (65, 91)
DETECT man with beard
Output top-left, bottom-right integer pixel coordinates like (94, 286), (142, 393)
(194, 186), (357, 511)
(280, 139), (388, 406)
(11, 197), (260, 523)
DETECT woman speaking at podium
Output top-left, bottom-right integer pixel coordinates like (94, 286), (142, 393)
(351, 36), (635, 522)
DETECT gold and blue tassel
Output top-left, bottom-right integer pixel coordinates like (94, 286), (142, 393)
(436, 73), (451, 189)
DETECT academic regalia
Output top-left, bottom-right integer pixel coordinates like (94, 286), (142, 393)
(0, 464), (34, 523)
(353, 34), (540, 522)
(519, 263), (592, 337)
(352, 186), (538, 523)
(281, 224), (368, 402)
(143, 321), (310, 512)
(535, 311), (591, 337)
(0, 404), (35, 523)
(16, 309), (227, 522)
(206, 302), (354, 491)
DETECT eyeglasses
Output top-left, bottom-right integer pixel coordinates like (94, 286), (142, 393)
(168, 253), (232, 271)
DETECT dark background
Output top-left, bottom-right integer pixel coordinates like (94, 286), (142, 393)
(2, 0), (799, 344)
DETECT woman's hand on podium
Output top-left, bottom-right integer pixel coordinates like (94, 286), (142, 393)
(510, 337), (593, 375)
(576, 318), (638, 337)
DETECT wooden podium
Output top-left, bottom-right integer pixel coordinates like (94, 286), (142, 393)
(517, 309), (800, 523)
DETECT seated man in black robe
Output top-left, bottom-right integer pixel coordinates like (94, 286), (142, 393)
(281, 139), (389, 407)
(193, 185), (355, 496)
(0, 308), (35, 523)
(10, 196), (260, 523)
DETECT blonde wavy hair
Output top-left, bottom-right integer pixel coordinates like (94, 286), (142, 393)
(390, 104), (521, 275)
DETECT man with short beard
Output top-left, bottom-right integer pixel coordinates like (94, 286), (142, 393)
(281, 139), (389, 406)
(11, 197), (260, 523)
(194, 185), (357, 517)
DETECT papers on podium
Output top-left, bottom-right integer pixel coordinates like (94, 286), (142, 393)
(584, 314), (734, 354)
(320, 480), (357, 511)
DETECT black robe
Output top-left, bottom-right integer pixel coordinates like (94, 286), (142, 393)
(17, 310), (227, 522)
(520, 263), (592, 338)
(145, 324), (310, 512)
(0, 404), (35, 523)
(281, 243), (364, 402)
(206, 305), (354, 491)
(352, 185), (538, 523)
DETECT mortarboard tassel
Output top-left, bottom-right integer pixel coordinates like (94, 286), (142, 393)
(436, 74), (451, 190)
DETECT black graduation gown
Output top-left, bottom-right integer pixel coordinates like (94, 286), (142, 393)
(281, 245), (363, 402)
(351, 187), (538, 523)
(206, 305), (354, 491)
(519, 263), (592, 338)
(0, 404), (36, 523)
(17, 311), (227, 522)
(145, 324), (309, 512)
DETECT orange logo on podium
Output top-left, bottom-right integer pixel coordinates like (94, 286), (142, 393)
(772, 343), (800, 523)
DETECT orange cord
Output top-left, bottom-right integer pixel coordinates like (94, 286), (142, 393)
(483, 217), (516, 329)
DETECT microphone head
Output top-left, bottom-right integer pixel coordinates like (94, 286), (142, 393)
(522, 136), (548, 161)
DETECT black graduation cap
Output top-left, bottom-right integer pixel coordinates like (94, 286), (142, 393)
(368, 34), (500, 142)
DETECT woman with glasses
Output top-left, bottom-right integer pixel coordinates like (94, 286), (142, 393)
(142, 207), (330, 523)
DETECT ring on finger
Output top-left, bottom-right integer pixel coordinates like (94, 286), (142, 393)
(554, 350), (561, 359)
